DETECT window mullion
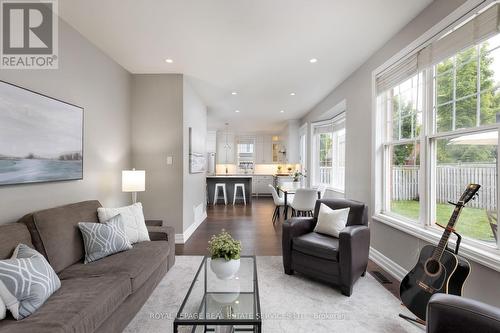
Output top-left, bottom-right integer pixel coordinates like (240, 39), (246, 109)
(452, 55), (457, 131)
(476, 44), (481, 127)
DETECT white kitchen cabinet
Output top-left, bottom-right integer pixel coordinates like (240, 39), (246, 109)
(207, 130), (217, 153)
(252, 175), (274, 196)
(254, 135), (273, 164)
(262, 135), (273, 163)
(216, 131), (235, 164)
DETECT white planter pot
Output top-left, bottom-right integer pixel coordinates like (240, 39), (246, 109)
(210, 258), (240, 280)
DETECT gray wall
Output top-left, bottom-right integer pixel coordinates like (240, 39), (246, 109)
(302, 0), (500, 307)
(0, 19), (132, 223)
(182, 79), (208, 232)
(131, 75), (208, 237)
(131, 74), (184, 234)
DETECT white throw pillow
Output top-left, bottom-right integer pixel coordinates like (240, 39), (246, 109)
(314, 204), (350, 238)
(0, 295), (5, 320)
(97, 202), (150, 244)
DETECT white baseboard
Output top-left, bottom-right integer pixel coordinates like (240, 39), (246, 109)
(175, 211), (207, 244)
(369, 247), (408, 281)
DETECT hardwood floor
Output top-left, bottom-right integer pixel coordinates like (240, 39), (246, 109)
(176, 197), (283, 256)
(176, 197), (400, 298)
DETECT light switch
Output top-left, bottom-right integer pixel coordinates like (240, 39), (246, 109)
(167, 156), (173, 165)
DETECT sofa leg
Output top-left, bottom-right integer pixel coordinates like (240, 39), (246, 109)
(361, 270), (366, 277)
(341, 285), (353, 297)
(284, 268), (294, 275)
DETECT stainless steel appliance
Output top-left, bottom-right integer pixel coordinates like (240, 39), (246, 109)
(207, 152), (216, 175)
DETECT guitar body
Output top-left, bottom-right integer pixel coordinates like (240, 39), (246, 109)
(448, 256), (470, 296)
(399, 245), (459, 320)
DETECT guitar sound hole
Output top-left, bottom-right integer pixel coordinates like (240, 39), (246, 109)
(424, 259), (441, 276)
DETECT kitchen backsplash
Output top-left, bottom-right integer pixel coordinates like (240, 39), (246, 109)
(215, 164), (301, 175)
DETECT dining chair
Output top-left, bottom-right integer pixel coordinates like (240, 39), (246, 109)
(269, 184), (284, 224)
(323, 188), (343, 199)
(315, 184), (326, 199)
(289, 188), (317, 217)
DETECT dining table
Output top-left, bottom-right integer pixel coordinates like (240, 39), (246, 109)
(277, 183), (322, 219)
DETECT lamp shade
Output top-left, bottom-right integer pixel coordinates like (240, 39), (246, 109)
(122, 170), (145, 192)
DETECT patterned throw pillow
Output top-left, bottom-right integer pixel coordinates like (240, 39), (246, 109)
(97, 202), (150, 244)
(78, 214), (132, 263)
(0, 244), (61, 320)
(0, 295), (5, 320)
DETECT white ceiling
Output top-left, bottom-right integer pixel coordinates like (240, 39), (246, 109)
(59, 0), (432, 132)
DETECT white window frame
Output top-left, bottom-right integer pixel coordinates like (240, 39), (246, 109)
(372, 0), (500, 273)
(311, 113), (346, 193)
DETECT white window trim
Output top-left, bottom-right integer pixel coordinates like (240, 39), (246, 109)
(311, 113), (346, 192)
(372, 0), (500, 273)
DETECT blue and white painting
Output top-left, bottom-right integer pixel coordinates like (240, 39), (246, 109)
(0, 81), (83, 186)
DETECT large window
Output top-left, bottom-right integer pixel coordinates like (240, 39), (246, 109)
(312, 114), (346, 192)
(379, 74), (422, 222)
(376, 4), (500, 250)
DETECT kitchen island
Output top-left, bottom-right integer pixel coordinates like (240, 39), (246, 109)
(206, 175), (253, 205)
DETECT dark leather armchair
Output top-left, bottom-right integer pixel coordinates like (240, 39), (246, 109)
(427, 294), (500, 333)
(282, 198), (370, 296)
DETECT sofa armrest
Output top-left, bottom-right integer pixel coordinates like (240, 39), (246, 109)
(282, 217), (315, 273)
(147, 225), (176, 269)
(427, 294), (500, 333)
(145, 219), (163, 227)
(338, 225), (370, 295)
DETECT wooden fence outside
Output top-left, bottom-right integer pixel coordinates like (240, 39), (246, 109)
(392, 164), (497, 211)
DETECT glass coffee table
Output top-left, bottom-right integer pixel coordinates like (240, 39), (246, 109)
(174, 256), (261, 333)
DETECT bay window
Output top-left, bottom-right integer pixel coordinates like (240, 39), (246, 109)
(376, 3), (500, 251)
(312, 114), (346, 192)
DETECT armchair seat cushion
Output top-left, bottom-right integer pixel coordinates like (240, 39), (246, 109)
(293, 232), (339, 261)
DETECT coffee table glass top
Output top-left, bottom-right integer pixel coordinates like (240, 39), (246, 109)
(175, 256), (261, 331)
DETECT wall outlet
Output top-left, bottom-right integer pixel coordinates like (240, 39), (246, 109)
(167, 156), (173, 165)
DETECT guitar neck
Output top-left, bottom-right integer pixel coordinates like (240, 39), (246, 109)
(432, 203), (464, 261)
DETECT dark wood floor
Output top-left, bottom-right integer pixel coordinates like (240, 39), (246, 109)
(176, 197), (400, 298)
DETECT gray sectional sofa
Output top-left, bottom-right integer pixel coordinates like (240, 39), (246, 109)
(0, 200), (175, 333)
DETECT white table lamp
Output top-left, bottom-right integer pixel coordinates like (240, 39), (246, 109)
(122, 169), (145, 203)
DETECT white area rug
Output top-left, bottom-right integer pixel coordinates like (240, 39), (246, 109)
(124, 256), (424, 333)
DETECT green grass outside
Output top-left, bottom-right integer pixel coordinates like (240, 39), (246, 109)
(390, 200), (496, 243)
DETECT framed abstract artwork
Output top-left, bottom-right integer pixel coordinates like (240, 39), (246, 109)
(0, 81), (83, 186)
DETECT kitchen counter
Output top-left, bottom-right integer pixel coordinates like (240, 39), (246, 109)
(207, 175), (253, 178)
(206, 176), (253, 204)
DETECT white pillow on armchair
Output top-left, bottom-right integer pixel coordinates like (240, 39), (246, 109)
(97, 202), (150, 244)
(313, 203), (350, 238)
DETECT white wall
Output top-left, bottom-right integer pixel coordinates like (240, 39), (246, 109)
(183, 79), (208, 236)
(302, 0), (500, 307)
(0, 18), (132, 223)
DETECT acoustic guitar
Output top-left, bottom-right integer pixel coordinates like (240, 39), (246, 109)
(399, 183), (481, 321)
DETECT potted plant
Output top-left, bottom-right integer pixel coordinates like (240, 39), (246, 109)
(292, 170), (306, 182)
(208, 230), (242, 280)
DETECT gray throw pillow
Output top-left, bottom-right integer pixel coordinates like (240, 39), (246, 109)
(78, 214), (132, 263)
(0, 243), (61, 320)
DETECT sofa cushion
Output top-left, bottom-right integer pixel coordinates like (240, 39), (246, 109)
(0, 244), (61, 320)
(18, 200), (102, 273)
(59, 241), (170, 292)
(0, 274), (130, 333)
(0, 224), (33, 260)
(78, 216), (132, 263)
(293, 232), (339, 261)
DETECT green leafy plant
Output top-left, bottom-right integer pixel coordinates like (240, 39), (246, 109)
(208, 230), (242, 261)
(293, 170), (306, 182)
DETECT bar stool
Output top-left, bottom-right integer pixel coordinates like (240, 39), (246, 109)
(213, 183), (227, 205)
(233, 183), (246, 205)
